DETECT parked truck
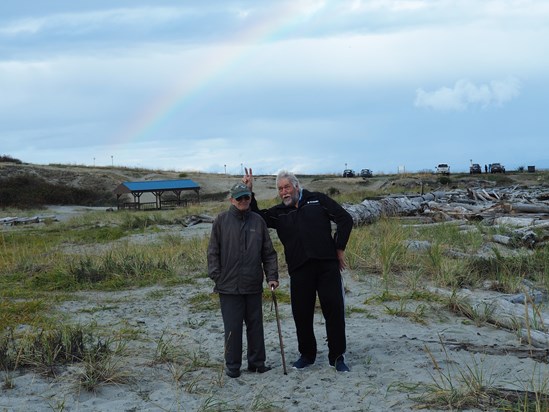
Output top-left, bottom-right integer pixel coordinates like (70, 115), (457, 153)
(435, 163), (450, 175)
(490, 163), (505, 173)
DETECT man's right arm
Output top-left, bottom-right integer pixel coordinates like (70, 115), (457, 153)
(206, 218), (221, 281)
(244, 167), (278, 228)
(250, 194), (277, 229)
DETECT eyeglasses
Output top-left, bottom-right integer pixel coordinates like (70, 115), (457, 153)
(235, 195), (250, 202)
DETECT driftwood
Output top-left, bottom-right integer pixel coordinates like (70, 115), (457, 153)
(429, 287), (549, 349)
(343, 185), (549, 249)
(0, 216), (57, 226)
(447, 341), (549, 363)
(509, 203), (549, 214)
(343, 192), (446, 225)
(344, 187), (548, 226)
(177, 214), (215, 227)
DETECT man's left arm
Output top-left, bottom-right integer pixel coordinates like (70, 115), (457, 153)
(322, 195), (353, 248)
(321, 194), (354, 270)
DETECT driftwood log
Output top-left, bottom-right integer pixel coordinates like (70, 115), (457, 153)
(343, 192), (446, 225)
(429, 287), (549, 349)
(0, 216), (57, 225)
(344, 186), (548, 226)
(342, 185), (549, 249)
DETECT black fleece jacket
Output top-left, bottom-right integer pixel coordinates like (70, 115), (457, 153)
(250, 189), (353, 273)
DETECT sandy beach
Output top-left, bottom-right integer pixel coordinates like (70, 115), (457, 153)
(2, 171), (549, 411)
(2, 235), (548, 411)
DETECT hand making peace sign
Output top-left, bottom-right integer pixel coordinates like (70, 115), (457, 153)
(242, 167), (254, 192)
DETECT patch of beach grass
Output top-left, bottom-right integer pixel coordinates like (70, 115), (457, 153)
(0, 299), (50, 331)
(25, 246), (175, 291)
(467, 245), (549, 294)
(0, 322), (127, 389)
(197, 396), (237, 412)
(384, 300), (428, 324)
(346, 305), (376, 318)
(188, 292), (220, 312)
(346, 219), (412, 284)
(444, 291), (497, 328)
(412, 338), (549, 411)
(77, 336), (130, 392)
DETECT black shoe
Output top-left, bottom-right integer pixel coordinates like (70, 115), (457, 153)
(226, 368), (241, 378)
(247, 365), (272, 373)
(292, 356), (314, 369)
(331, 357), (350, 372)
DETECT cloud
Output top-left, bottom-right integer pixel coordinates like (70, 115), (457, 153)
(414, 77), (521, 111)
(0, 7), (188, 36)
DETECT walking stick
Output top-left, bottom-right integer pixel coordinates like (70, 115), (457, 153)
(271, 285), (288, 375)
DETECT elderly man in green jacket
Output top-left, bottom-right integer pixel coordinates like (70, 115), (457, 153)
(207, 182), (279, 378)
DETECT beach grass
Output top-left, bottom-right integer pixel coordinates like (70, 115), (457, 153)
(2, 192), (549, 408)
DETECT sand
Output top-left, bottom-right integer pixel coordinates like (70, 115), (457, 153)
(2, 257), (547, 411)
(2, 199), (549, 411)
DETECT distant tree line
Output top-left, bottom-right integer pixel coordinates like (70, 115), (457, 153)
(0, 155), (23, 164)
(0, 175), (115, 209)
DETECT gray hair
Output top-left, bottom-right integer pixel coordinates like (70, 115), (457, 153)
(276, 170), (300, 189)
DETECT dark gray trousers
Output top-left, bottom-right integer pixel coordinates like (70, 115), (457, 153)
(219, 293), (266, 371)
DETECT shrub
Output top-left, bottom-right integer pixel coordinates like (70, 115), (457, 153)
(0, 174), (114, 208)
(437, 176), (451, 185)
(0, 155), (22, 164)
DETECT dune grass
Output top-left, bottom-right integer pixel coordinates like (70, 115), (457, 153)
(346, 217), (548, 295)
(2, 194), (549, 407)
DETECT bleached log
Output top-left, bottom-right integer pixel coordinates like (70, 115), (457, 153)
(402, 219), (469, 229)
(344, 187), (548, 228)
(493, 216), (540, 227)
(529, 221), (549, 230)
(429, 287), (549, 348)
(0, 217), (18, 224)
(4, 216), (39, 225)
(509, 203), (549, 214)
(344, 195), (433, 226)
(492, 234), (512, 245)
(178, 214), (215, 227)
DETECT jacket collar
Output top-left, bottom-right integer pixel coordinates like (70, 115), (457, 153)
(276, 189), (311, 210)
(229, 204), (251, 218)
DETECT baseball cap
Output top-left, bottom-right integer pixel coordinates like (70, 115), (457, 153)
(230, 183), (251, 199)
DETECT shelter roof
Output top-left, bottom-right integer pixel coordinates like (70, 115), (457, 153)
(114, 179), (200, 194)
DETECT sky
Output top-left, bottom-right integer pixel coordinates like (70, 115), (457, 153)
(1, 0), (548, 175)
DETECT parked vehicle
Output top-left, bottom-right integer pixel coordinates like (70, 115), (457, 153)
(435, 163), (450, 175)
(490, 163), (505, 173)
(360, 168), (373, 178)
(469, 163), (482, 174)
(343, 169), (355, 177)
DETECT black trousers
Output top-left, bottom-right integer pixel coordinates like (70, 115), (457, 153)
(290, 259), (346, 365)
(219, 293), (266, 371)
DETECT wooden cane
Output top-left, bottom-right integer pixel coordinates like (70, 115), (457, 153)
(271, 286), (287, 375)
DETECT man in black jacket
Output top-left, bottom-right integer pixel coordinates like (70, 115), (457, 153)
(207, 182), (279, 378)
(243, 169), (353, 372)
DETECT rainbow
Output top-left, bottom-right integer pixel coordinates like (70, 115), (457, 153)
(112, 2), (313, 147)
